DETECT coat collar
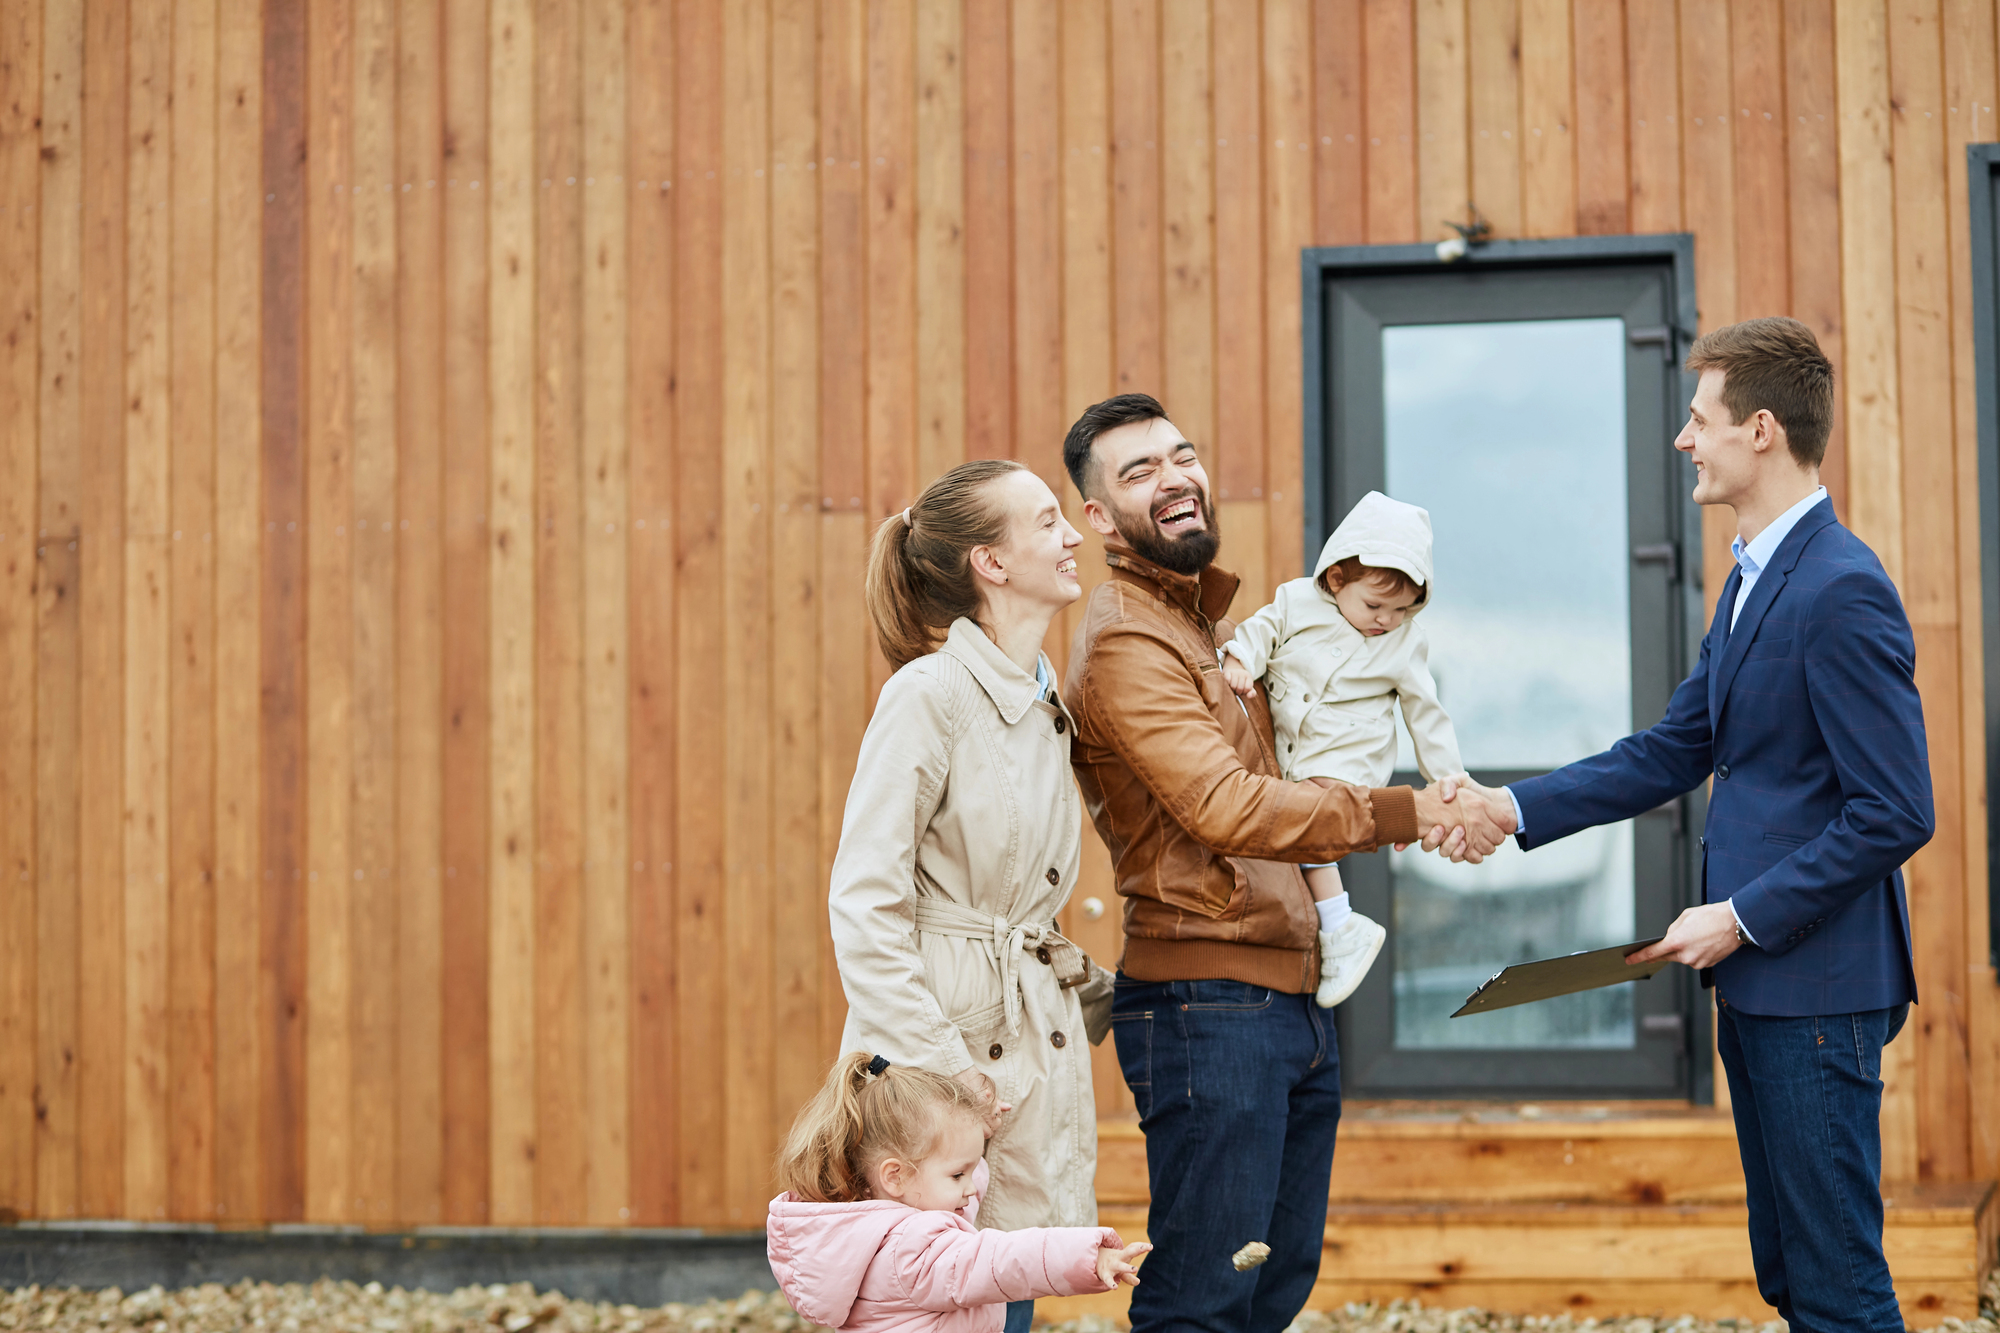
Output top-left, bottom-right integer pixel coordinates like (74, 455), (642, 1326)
(1709, 497), (1839, 723)
(939, 617), (1054, 726)
(1102, 538), (1241, 627)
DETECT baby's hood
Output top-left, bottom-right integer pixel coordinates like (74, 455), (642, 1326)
(765, 1193), (915, 1328)
(1311, 490), (1435, 613)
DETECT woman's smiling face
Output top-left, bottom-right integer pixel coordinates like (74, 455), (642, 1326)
(979, 469), (1084, 613)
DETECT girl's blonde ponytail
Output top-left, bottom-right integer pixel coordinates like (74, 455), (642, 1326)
(774, 1053), (985, 1203)
(863, 459), (1026, 671)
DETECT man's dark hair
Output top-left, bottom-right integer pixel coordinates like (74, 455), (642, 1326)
(1684, 316), (1835, 468)
(1062, 393), (1167, 498)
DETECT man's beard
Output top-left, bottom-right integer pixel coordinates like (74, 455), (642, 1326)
(1112, 487), (1221, 576)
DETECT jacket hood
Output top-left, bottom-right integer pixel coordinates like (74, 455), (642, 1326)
(1312, 491), (1435, 613)
(765, 1193), (913, 1328)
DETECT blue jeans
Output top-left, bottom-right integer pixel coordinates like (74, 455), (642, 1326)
(1111, 975), (1342, 1333)
(1002, 1301), (1032, 1332)
(1718, 1000), (1910, 1332)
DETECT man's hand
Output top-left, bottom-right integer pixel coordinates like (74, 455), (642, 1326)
(953, 1068), (1013, 1138)
(1625, 903), (1742, 970)
(1220, 653), (1258, 699)
(1412, 777), (1506, 864)
(1398, 774), (1459, 856)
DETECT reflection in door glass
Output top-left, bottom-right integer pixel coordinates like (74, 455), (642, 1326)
(1381, 318), (1636, 1049)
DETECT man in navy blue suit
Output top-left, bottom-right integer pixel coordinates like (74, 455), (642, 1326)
(1455, 317), (1933, 1331)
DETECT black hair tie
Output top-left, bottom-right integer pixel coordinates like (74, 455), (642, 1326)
(866, 1054), (891, 1077)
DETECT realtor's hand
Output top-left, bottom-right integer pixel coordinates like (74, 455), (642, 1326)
(1411, 777), (1506, 864)
(1625, 903), (1742, 970)
(1448, 774), (1520, 839)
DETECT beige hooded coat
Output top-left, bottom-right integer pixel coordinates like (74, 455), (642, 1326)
(828, 618), (1114, 1234)
(1221, 491), (1465, 786)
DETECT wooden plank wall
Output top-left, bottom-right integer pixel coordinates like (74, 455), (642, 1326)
(1, 0), (1998, 1229)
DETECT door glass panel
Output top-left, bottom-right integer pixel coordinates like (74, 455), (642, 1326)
(1379, 318), (1635, 1050)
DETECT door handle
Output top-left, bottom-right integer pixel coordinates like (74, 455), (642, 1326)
(1627, 324), (1689, 360)
(1641, 1014), (1685, 1036)
(1632, 542), (1679, 581)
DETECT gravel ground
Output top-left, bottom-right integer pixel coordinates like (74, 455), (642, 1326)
(3, 1275), (1995, 1333)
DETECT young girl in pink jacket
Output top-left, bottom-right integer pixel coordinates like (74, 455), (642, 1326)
(766, 1054), (1148, 1331)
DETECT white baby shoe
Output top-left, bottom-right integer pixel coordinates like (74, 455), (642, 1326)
(1316, 913), (1386, 1008)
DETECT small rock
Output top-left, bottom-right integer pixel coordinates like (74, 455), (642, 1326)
(1230, 1242), (1271, 1272)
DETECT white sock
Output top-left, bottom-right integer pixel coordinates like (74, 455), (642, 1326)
(1315, 892), (1352, 934)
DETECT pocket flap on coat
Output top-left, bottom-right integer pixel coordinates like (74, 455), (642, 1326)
(951, 999), (1008, 1044)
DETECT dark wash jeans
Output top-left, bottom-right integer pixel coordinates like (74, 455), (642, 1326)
(1717, 1000), (1911, 1333)
(1111, 975), (1342, 1333)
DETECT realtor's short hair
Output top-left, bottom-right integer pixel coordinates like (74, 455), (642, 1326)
(1684, 317), (1835, 468)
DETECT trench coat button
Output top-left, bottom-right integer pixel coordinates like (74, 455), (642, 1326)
(989, 1043), (1003, 1060)
(1054, 715), (1067, 734)
(1036, 946), (1052, 965)
(1716, 763), (1731, 780)
(1050, 1031), (1067, 1049)
(1046, 867), (1060, 885)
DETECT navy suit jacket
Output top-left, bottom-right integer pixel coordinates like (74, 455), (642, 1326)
(1509, 500), (1932, 1017)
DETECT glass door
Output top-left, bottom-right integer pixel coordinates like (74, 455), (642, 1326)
(1319, 262), (1696, 1098)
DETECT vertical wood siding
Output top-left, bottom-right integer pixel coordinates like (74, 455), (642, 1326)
(1, 0), (1998, 1228)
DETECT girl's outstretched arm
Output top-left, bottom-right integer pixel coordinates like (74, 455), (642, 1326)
(886, 1215), (1127, 1311)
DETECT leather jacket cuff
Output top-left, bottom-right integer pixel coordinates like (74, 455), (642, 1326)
(1368, 785), (1419, 848)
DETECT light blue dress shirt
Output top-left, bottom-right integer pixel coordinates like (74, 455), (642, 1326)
(1501, 487), (1829, 946)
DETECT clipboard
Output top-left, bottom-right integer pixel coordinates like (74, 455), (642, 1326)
(1449, 938), (1672, 1018)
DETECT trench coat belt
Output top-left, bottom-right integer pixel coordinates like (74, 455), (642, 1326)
(910, 896), (1086, 1038)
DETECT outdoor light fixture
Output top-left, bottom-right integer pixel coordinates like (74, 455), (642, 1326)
(1436, 204), (1493, 262)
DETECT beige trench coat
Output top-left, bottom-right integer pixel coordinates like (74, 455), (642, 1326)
(829, 618), (1112, 1232)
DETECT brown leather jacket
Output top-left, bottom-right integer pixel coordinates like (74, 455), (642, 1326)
(1063, 541), (1421, 992)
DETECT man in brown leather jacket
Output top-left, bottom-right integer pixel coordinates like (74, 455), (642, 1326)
(1061, 394), (1498, 1332)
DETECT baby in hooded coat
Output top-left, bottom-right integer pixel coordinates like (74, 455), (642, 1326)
(1220, 490), (1466, 1008)
(766, 1054), (1149, 1332)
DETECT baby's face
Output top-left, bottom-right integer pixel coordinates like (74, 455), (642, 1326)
(1329, 571), (1421, 636)
(874, 1114), (986, 1213)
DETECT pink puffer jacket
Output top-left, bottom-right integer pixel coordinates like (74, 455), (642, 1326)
(765, 1162), (1121, 1332)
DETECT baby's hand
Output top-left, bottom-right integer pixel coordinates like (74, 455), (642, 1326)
(1095, 1240), (1151, 1289)
(1220, 654), (1257, 698)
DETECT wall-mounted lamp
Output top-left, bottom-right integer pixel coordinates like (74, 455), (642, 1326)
(1435, 204), (1493, 262)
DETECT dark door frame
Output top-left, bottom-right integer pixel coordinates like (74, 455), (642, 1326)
(1298, 233), (1713, 1101)
(1964, 143), (2000, 974)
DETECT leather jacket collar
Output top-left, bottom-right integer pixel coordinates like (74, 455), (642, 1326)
(1102, 537), (1241, 629)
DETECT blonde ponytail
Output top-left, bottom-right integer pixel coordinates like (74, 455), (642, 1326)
(864, 459), (1026, 671)
(774, 1053), (984, 1202)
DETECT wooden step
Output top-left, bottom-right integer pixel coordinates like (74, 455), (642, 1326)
(1063, 1116), (1997, 1325)
(1095, 1103), (1748, 1207)
(1342, 1101), (1747, 1205)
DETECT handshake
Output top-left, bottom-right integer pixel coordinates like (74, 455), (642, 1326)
(1406, 774), (1518, 864)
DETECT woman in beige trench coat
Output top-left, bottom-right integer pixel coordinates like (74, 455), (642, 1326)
(827, 459), (1115, 1333)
